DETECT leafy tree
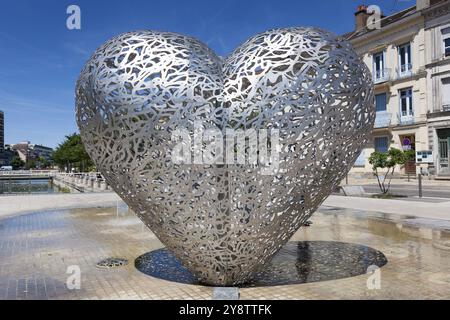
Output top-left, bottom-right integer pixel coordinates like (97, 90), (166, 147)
(25, 159), (37, 170)
(10, 156), (25, 170)
(369, 148), (415, 194)
(36, 156), (50, 169)
(53, 133), (94, 172)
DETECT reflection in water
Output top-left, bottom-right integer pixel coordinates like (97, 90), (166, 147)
(0, 179), (57, 194)
(135, 241), (388, 287)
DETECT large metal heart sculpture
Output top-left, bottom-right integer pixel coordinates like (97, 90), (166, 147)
(76, 27), (374, 285)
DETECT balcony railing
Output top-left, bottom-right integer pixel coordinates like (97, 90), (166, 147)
(397, 111), (414, 125)
(396, 63), (413, 79)
(373, 68), (391, 84)
(374, 111), (391, 128)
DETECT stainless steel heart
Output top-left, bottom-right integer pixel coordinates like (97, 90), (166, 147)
(76, 27), (374, 285)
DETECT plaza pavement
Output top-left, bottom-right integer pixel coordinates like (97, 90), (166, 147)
(1, 204), (450, 299)
(1, 191), (450, 300)
(323, 195), (450, 221)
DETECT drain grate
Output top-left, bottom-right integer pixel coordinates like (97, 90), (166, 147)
(96, 257), (129, 269)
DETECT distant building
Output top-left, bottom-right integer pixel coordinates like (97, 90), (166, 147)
(423, 0), (450, 176)
(3, 145), (19, 167)
(0, 111), (4, 166)
(344, 0), (450, 178)
(10, 141), (54, 166)
(11, 142), (30, 162)
(30, 144), (54, 162)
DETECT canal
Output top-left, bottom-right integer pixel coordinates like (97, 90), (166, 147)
(0, 178), (62, 194)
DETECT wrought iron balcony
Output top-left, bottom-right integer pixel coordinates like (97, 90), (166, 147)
(374, 111), (391, 128)
(397, 111), (414, 125)
(373, 68), (391, 84)
(396, 63), (413, 79)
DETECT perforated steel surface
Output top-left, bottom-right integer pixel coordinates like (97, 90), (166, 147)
(76, 28), (374, 285)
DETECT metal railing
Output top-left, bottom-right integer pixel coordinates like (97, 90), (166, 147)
(0, 170), (58, 176)
(54, 172), (109, 192)
(396, 63), (413, 79)
(397, 111), (414, 125)
(373, 68), (391, 84)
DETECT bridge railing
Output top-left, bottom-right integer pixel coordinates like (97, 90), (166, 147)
(54, 172), (109, 191)
(0, 170), (58, 177)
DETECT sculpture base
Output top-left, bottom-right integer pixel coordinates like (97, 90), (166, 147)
(135, 241), (388, 287)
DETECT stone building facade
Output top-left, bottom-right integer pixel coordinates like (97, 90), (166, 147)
(344, 0), (450, 178)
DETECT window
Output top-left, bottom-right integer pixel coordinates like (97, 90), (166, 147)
(399, 88), (413, 117)
(375, 93), (387, 112)
(374, 137), (389, 153)
(398, 42), (412, 74)
(373, 51), (386, 80)
(353, 150), (366, 167)
(442, 27), (450, 57)
(442, 78), (450, 110)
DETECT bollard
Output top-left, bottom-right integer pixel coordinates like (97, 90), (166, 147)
(418, 173), (422, 198)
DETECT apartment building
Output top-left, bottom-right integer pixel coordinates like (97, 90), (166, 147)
(344, 0), (450, 178)
(0, 111), (4, 166)
(10, 141), (54, 163)
(423, 0), (450, 176)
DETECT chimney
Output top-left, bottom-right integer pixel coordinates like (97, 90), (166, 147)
(355, 5), (370, 31)
(416, 0), (430, 11)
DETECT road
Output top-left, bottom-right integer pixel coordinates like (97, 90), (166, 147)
(362, 184), (450, 198)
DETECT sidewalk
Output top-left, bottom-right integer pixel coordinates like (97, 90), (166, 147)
(323, 194), (450, 221)
(342, 177), (450, 186)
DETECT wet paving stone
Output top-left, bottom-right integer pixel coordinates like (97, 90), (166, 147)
(0, 205), (449, 299)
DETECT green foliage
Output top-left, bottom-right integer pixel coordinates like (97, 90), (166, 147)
(369, 147), (415, 194)
(53, 133), (94, 172)
(404, 150), (416, 162)
(10, 156), (25, 170)
(57, 186), (71, 193)
(25, 159), (37, 170)
(36, 156), (50, 169)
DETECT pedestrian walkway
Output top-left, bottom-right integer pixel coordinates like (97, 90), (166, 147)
(324, 195), (450, 221)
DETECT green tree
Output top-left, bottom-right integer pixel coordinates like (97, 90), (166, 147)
(53, 133), (94, 172)
(36, 156), (50, 169)
(25, 159), (37, 170)
(10, 156), (25, 170)
(369, 148), (415, 194)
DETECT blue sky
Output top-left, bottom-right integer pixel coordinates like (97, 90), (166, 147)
(0, 0), (414, 148)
